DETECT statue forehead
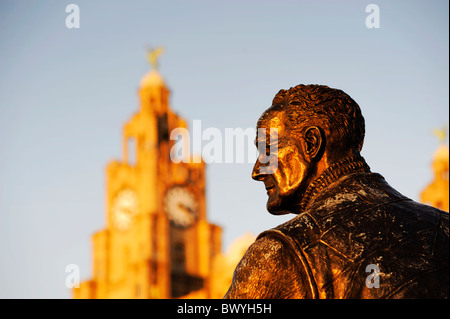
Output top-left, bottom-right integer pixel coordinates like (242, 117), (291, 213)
(255, 108), (290, 146)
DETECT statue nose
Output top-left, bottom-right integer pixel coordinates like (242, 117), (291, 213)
(252, 159), (265, 181)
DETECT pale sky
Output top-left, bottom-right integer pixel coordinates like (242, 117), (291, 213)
(0, 0), (448, 298)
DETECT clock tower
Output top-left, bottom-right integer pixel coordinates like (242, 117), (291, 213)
(74, 61), (222, 299)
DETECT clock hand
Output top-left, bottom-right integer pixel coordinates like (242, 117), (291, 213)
(177, 204), (197, 226)
(178, 203), (194, 215)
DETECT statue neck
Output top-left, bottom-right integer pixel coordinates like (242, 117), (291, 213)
(299, 154), (371, 212)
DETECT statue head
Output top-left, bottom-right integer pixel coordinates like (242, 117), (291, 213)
(252, 84), (365, 215)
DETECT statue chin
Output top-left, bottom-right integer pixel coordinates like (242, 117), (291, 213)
(266, 202), (292, 216)
(266, 188), (305, 215)
(268, 209), (291, 216)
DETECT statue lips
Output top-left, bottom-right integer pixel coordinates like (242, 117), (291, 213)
(263, 178), (276, 195)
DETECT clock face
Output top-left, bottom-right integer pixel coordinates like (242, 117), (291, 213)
(111, 189), (139, 231)
(164, 186), (198, 228)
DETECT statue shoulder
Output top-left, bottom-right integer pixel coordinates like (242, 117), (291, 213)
(224, 232), (313, 299)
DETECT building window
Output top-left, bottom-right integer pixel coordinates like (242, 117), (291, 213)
(128, 137), (136, 166)
(173, 242), (185, 273)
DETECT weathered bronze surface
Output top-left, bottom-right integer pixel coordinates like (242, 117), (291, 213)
(224, 85), (449, 299)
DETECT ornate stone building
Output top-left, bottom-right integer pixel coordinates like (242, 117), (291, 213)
(421, 143), (449, 212)
(73, 64), (230, 299)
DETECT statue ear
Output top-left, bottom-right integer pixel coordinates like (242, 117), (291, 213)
(302, 126), (323, 160)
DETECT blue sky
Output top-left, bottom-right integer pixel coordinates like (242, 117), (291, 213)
(0, 0), (448, 298)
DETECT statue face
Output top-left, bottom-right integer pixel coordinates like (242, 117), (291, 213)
(252, 110), (313, 215)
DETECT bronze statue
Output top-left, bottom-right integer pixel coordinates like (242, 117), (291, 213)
(224, 85), (449, 299)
